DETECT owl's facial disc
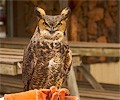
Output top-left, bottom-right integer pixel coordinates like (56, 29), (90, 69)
(38, 19), (65, 41)
(39, 17), (66, 32)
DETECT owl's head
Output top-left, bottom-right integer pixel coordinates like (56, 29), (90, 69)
(35, 7), (71, 41)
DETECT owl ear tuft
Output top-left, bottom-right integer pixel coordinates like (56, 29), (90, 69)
(34, 7), (46, 18)
(61, 7), (71, 19)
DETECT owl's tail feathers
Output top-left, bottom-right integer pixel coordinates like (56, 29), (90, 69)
(4, 86), (77, 100)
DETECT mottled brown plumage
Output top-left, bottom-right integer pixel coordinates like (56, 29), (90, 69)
(22, 7), (72, 91)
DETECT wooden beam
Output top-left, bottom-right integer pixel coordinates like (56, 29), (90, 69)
(71, 48), (120, 57)
(69, 42), (120, 49)
(77, 63), (104, 90)
(0, 48), (23, 53)
(79, 88), (120, 100)
(0, 75), (23, 93)
(0, 64), (17, 75)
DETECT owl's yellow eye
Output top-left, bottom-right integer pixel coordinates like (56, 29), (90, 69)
(43, 22), (48, 27)
(57, 22), (62, 26)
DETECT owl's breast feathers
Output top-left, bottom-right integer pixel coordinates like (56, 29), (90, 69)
(22, 33), (72, 90)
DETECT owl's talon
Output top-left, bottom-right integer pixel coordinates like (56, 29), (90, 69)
(50, 86), (58, 94)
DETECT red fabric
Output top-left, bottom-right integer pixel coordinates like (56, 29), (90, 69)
(4, 86), (77, 100)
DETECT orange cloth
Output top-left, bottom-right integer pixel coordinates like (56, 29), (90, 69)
(4, 86), (77, 100)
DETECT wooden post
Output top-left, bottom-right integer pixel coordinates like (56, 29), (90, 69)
(67, 66), (81, 100)
(6, 0), (14, 37)
(0, 75), (1, 91)
(118, 0), (120, 42)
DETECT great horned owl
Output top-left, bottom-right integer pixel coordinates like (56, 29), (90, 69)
(22, 7), (72, 91)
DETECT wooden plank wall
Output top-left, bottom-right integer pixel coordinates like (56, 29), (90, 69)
(69, 0), (119, 42)
(90, 61), (120, 85)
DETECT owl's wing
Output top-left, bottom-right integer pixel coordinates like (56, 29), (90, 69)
(22, 43), (37, 91)
(55, 49), (72, 88)
(63, 49), (72, 77)
(63, 49), (72, 82)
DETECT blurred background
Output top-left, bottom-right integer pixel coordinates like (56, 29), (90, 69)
(0, 0), (119, 100)
(0, 0), (119, 41)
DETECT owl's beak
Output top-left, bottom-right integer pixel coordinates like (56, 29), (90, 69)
(50, 27), (55, 34)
